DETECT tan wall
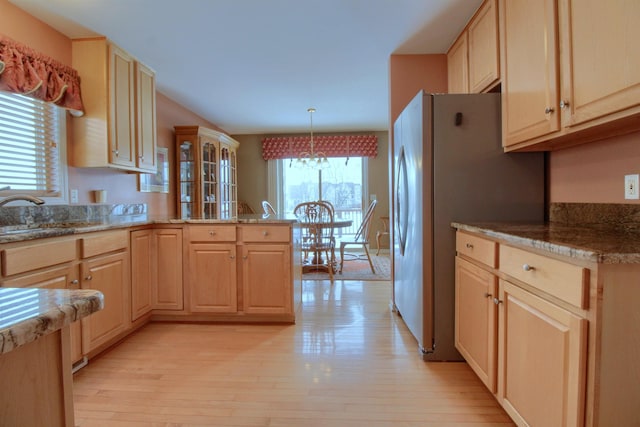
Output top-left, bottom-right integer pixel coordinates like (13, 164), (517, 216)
(389, 54), (448, 127)
(549, 131), (640, 204)
(234, 132), (390, 246)
(1, 0), (219, 217)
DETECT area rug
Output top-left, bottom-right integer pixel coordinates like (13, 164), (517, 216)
(303, 254), (391, 281)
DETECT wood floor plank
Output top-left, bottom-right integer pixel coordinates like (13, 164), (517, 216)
(73, 280), (514, 426)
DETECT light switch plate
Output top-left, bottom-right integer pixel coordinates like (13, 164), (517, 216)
(70, 188), (79, 204)
(624, 175), (639, 199)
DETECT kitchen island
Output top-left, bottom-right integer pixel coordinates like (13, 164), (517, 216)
(0, 287), (103, 427)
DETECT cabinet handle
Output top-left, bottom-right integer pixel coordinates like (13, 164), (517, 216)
(84, 275), (92, 281)
(560, 100), (570, 109)
(544, 107), (555, 114)
(522, 264), (535, 272)
(493, 297), (503, 305)
(465, 243), (473, 249)
(484, 292), (492, 298)
(70, 279), (79, 285)
(209, 231), (216, 236)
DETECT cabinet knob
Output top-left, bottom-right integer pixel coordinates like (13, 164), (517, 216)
(112, 149), (119, 156)
(465, 243), (473, 249)
(230, 255), (235, 259)
(522, 264), (535, 272)
(560, 100), (570, 109)
(263, 231), (269, 236)
(84, 275), (93, 281)
(243, 255), (248, 260)
(484, 292), (492, 298)
(139, 155), (145, 161)
(544, 107), (555, 114)
(209, 231), (216, 236)
(493, 297), (503, 305)
(70, 279), (79, 285)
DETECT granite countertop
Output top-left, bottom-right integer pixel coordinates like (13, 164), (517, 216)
(452, 221), (640, 264)
(0, 287), (103, 354)
(0, 214), (298, 244)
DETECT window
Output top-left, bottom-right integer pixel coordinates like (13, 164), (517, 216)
(0, 92), (67, 203)
(269, 156), (368, 240)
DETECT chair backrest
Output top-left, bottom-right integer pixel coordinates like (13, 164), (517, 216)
(262, 200), (277, 215)
(353, 200), (378, 243)
(318, 200), (335, 217)
(294, 201), (335, 243)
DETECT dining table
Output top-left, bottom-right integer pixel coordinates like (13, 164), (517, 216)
(301, 218), (353, 274)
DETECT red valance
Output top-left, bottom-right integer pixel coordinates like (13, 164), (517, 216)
(0, 35), (84, 116)
(262, 135), (377, 160)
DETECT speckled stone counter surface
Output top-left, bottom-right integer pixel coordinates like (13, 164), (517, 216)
(0, 204), (298, 243)
(453, 203), (640, 264)
(0, 287), (103, 354)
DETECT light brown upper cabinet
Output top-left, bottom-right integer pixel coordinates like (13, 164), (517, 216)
(500, 0), (640, 151)
(447, 34), (469, 94)
(72, 38), (158, 172)
(447, 0), (499, 94)
(500, 0), (560, 148)
(467, 0), (500, 93)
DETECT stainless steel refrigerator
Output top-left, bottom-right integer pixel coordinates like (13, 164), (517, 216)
(392, 91), (544, 361)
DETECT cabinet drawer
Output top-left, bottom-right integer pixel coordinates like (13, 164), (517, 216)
(81, 230), (128, 258)
(189, 225), (236, 242)
(499, 245), (588, 309)
(240, 225), (290, 243)
(2, 239), (77, 276)
(456, 232), (497, 268)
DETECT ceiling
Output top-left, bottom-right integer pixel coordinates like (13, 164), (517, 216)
(9, 0), (482, 135)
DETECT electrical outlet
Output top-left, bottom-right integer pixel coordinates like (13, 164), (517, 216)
(70, 189), (79, 204)
(624, 175), (639, 200)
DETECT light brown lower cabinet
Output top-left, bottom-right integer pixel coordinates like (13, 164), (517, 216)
(498, 279), (587, 427)
(152, 228), (183, 310)
(241, 243), (292, 315)
(80, 232), (130, 354)
(131, 229), (153, 320)
(455, 230), (640, 427)
(188, 242), (237, 313)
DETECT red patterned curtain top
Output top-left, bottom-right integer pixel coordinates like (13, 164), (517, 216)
(262, 134), (377, 160)
(0, 35), (84, 116)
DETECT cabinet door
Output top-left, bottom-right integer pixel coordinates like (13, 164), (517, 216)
(81, 251), (129, 353)
(559, 0), (640, 127)
(188, 243), (237, 312)
(500, 0), (560, 147)
(447, 34), (469, 94)
(242, 244), (292, 315)
(2, 265), (84, 364)
(498, 279), (587, 427)
(135, 62), (157, 172)
(455, 257), (497, 392)
(468, 0), (499, 93)
(109, 44), (136, 168)
(152, 229), (184, 310)
(130, 230), (153, 321)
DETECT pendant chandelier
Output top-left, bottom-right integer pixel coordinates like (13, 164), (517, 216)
(295, 107), (329, 169)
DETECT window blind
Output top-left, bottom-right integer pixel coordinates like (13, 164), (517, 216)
(0, 92), (61, 196)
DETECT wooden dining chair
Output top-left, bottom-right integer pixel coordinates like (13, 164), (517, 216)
(293, 201), (335, 282)
(339, 200), (377, 274)
(261, 200), (277, 216)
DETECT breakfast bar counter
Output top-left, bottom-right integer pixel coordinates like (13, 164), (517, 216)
(0, 287), (103, 427)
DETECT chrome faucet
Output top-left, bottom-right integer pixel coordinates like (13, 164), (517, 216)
(0, 195), (45, 207)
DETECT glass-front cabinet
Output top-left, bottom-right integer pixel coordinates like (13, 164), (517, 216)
(174, 126), (239, 219)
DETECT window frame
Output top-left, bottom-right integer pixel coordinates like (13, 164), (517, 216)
(0, 92), (69, 205)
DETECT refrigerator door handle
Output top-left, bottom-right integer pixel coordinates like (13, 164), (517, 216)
(396, 146), (408, 256)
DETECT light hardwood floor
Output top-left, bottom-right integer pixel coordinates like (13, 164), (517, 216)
(73, 280), (515, 426)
